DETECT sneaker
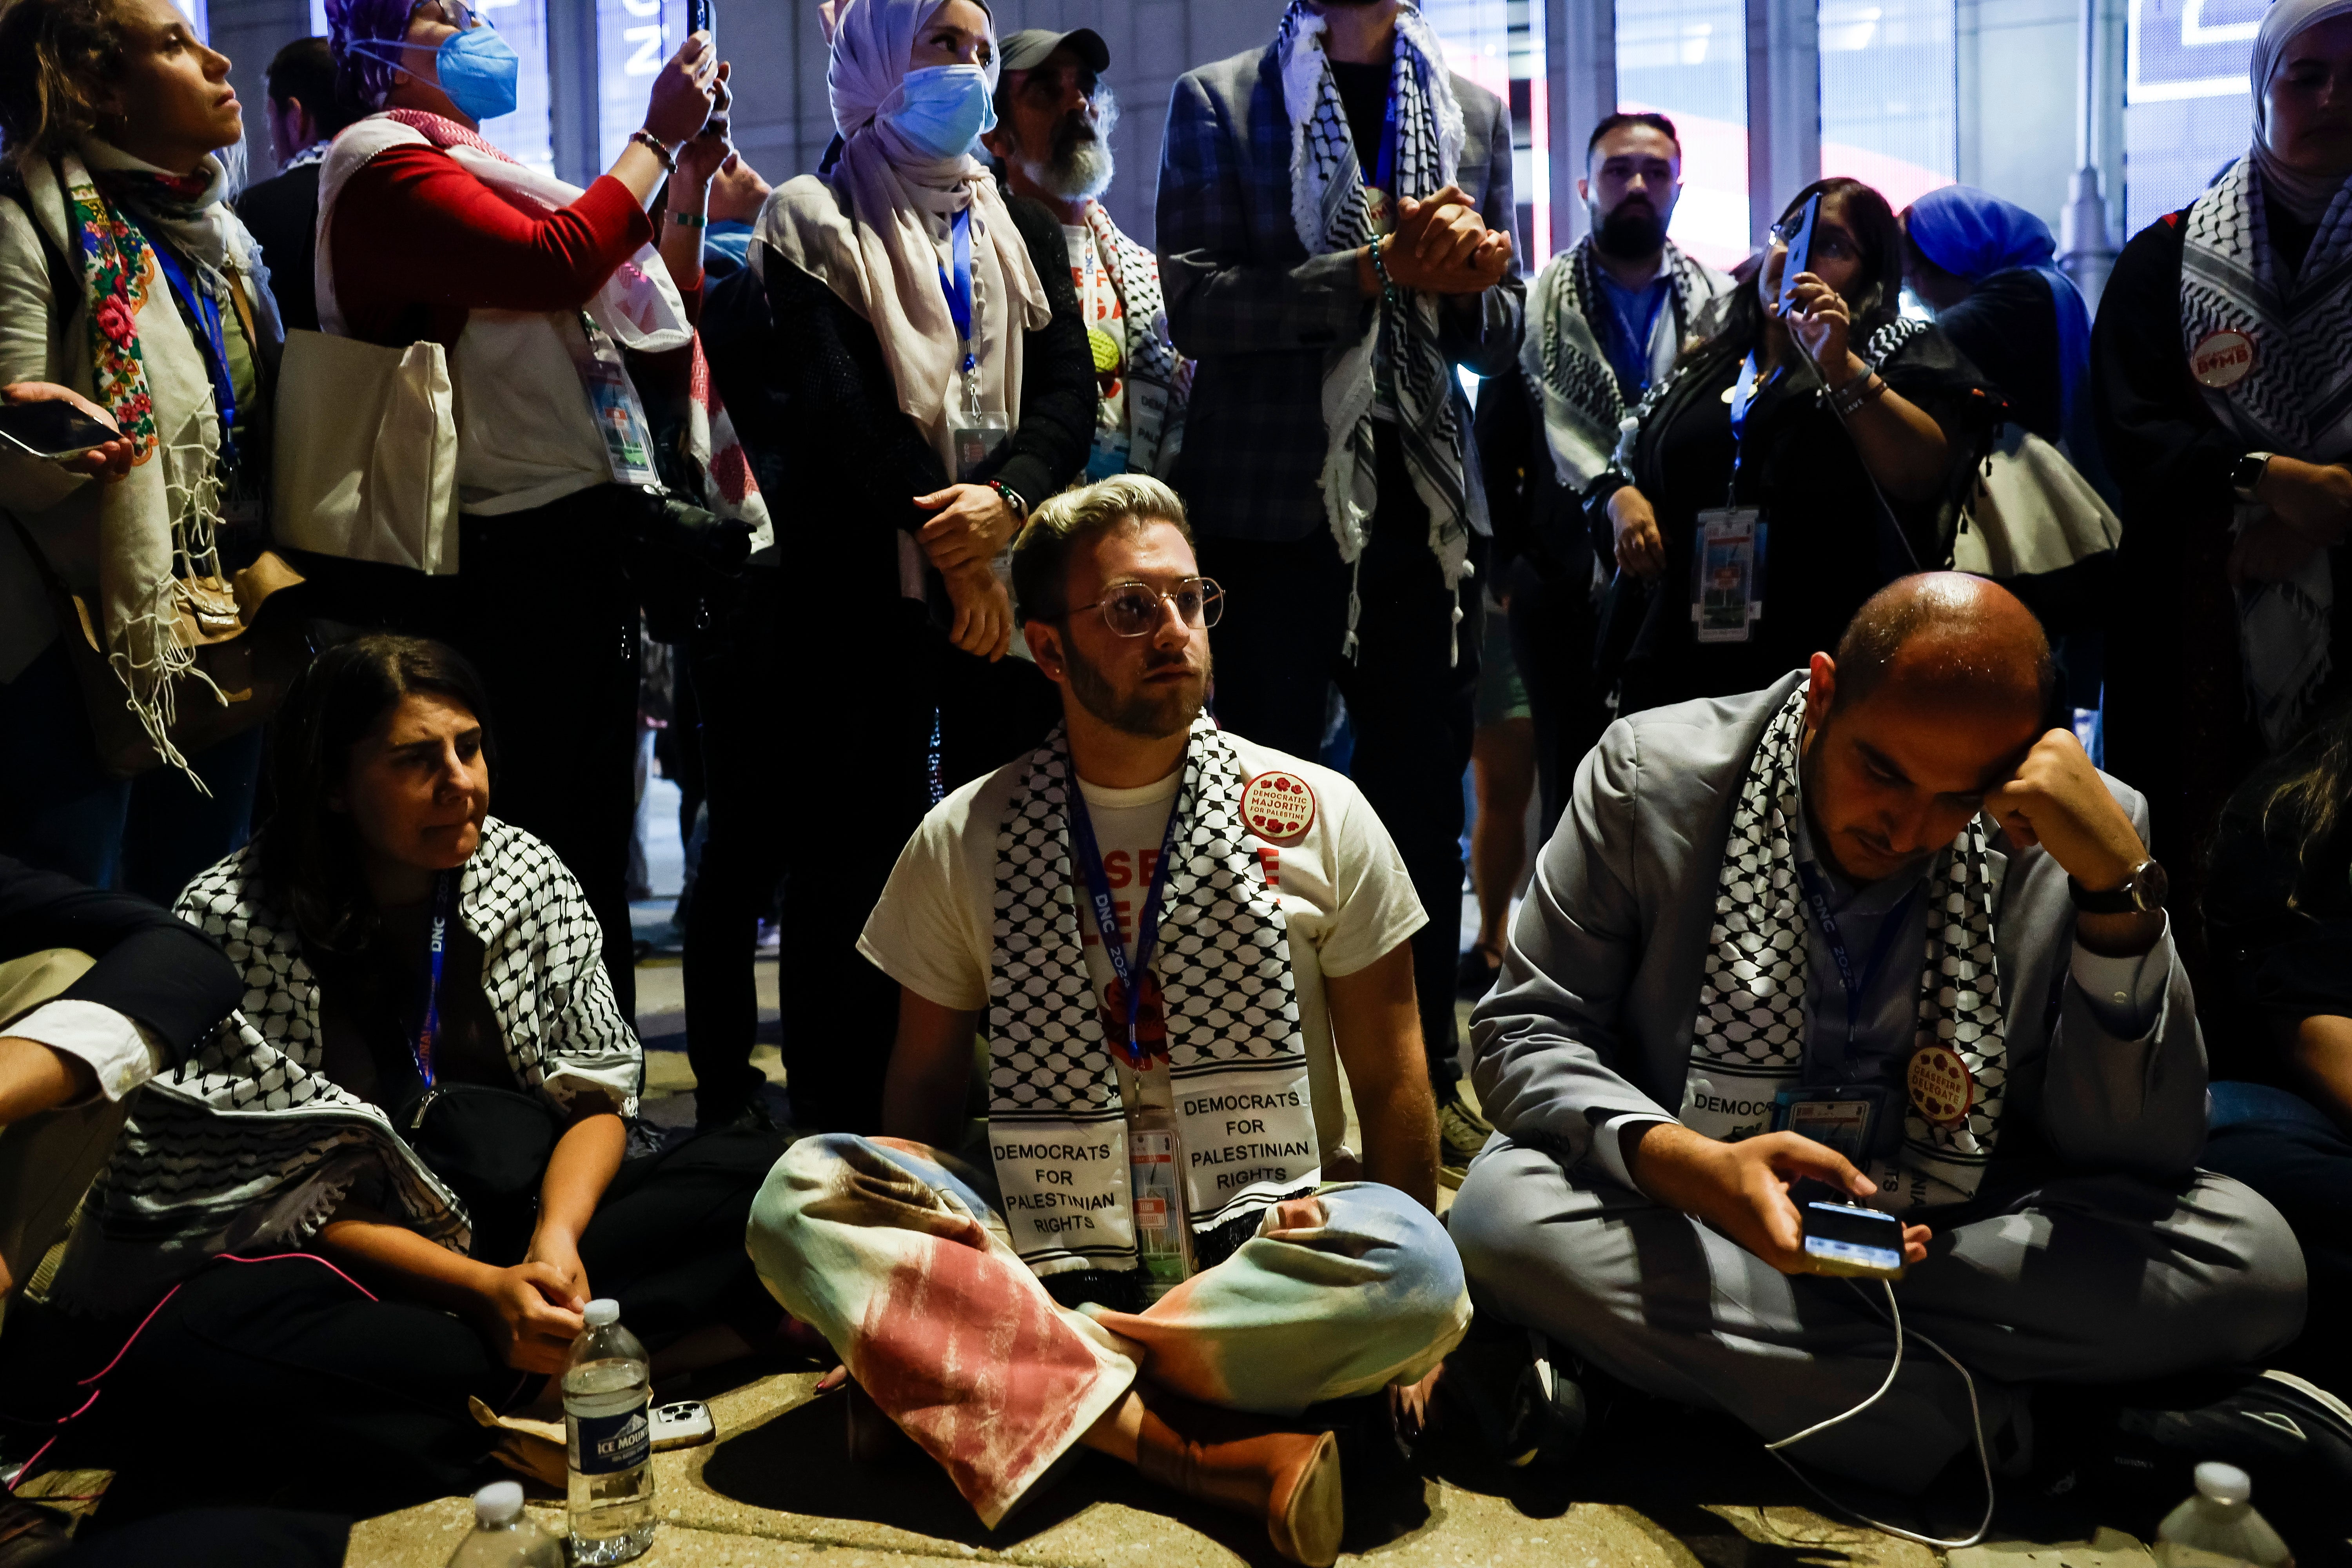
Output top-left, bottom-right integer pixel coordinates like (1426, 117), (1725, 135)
(1436, 1086), (1494, 1187)
(2088, 1368), (2352, 1526)
(1433, 1331), (1587, 1468)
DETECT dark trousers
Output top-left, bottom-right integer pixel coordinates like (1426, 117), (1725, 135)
(688, 560), (1054, 1132)
(2202, 1106), (2352, 1391)
(1503, 557), (1605, 842)
(10, 1128), (786, 1522)
(1197, 430), (1480, 1082)
(0, 637), (265, 903)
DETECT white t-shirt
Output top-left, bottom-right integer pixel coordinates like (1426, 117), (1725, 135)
(859, 733), (1428, 1160)
(1063, 221), (1128, 458)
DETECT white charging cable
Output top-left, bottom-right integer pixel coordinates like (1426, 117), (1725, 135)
(1760, 1279), (1998, 1551)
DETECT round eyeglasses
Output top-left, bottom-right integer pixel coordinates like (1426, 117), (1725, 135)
(1062, 577), (1224, 637)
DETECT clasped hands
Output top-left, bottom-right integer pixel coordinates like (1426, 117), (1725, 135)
(2231, 456), (2352, 586)
(468, 1224), (595, 1375)
(1358, 183), (1514, 297)
(913, 481), (1019, 664)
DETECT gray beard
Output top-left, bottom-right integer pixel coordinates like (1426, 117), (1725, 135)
(1022, 134), (1115, 203)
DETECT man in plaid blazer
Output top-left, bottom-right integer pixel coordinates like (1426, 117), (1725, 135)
(1156, 0), (1525, 1177)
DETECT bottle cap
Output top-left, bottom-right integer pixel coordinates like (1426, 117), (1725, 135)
(584, 1298), (620, 1327)
(474, 1480), (524, 1525)
(2195, 1461), (2252, 1505)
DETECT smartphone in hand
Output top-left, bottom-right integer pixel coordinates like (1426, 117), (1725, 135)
(1792, 1178), (1906, 1280)
(0, 398), (117, 463)
(1776, 192), (1821, 316)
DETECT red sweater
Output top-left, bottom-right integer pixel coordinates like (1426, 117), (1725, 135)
(329, 143), (654, 349)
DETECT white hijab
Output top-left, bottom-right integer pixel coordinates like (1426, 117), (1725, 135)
(754, 0), (1049, 471)
(2250, 0), (2352, 224)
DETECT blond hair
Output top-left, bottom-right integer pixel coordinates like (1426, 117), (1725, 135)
(1009, 474), (1195, 624)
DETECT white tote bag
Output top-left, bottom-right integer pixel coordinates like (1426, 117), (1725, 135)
(271, 328), (461, 575)
(1953, 422), (2121, 582)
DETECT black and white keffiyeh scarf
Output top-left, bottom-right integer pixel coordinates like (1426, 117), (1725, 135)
(1521, 238), (1726, 489)
(1677, 685), (2011, 1210)
(987, 716), (1321, 1278)
(2181, 155), (2352, 748)
(1276, 0), (1473, 604)
(1082, 201), (1189, 478)
(46, 818), (642, 1315)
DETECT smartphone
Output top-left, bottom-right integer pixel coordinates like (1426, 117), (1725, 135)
(1801, 1196), (1907, 1279)
(687, 0), (710, 37)
(650, 1399), (715, 1450)
(0, 399), (116, 463)
(1775, 192), (1821, 315)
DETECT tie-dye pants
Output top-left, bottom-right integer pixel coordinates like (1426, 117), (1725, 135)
(747, 1134), (1470, 1527)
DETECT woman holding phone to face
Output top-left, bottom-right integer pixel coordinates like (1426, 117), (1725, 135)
(1588, 177), (1990, 715)
(0, 0), (280, 900)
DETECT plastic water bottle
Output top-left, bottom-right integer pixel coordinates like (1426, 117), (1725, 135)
(564, 1299), (656, 1564)
(2154, 1462), (2295, 1567)
(445, 1481), (563, 1567)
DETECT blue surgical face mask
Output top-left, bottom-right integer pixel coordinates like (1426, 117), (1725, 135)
(884, 64), (996, 160)
(352, 25), (520, 123)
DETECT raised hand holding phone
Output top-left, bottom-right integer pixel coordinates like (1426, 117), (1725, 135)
(0, 383), (134, 479)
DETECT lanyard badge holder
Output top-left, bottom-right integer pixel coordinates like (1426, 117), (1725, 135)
(1066, 779), (1197, 1298)
(567, 312), (662, 487)
(1771, 863), (1923, 1161)
(1694, 355), (1769, 644)
(942, 207), (1011, 480)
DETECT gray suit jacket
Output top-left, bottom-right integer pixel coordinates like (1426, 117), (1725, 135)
(1469, 673), (2209, 1191)
(1154, 41), (1525, 543)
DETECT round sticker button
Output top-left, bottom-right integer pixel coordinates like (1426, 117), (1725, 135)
(1239, 771), (1317, 844)
(2191, 328), (2256, 389)
(1907, 1044), (1976, 1127)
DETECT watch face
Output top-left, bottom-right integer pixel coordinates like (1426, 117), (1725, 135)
(2133, 858), (2169, 911)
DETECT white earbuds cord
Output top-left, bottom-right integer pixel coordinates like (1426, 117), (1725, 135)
(1761, 1279), (1997, 1551)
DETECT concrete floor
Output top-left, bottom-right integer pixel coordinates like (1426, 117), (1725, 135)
(327, 924), (2203, 1568)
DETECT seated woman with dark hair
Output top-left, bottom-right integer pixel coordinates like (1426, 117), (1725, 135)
(2203, 703), (2352, 1395)
(13, 634), (790, 1519)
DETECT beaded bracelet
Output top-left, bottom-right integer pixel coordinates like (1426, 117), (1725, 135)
(1367, 236), (1402, 301)
(986, 477), (1029, 520)
(628, 128), (677, 173)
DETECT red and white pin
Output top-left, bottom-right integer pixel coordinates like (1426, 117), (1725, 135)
(2191, 328), (2256, 390)
(1238, 771), (1317, 845)
(1906, 1044), (1976, 1128)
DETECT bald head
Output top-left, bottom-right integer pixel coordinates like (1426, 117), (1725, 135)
(1829, 573), (2053, 722)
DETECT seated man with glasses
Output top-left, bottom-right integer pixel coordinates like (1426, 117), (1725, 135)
(744, 475), (1467, 1568)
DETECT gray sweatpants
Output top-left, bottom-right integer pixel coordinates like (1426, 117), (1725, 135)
(1448, 1140), (2309, 1493)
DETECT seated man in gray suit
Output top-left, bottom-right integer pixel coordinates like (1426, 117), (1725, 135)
(1450, 573), (2346, 1515)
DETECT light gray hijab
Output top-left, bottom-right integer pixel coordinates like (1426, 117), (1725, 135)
(2250, 0), (2352, 223)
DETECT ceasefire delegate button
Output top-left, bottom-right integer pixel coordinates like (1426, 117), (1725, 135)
(1238, 771), (1316, 845)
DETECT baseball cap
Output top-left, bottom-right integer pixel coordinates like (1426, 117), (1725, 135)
(997, 27), (1110, 75)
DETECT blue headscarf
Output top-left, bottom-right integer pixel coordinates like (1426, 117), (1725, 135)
(1906, 185), (2108, 494)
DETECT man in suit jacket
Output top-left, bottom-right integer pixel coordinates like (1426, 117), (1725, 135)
(1450, 574), (2334, 1508)
(0, 857), (242, 1296)
(1157, 0), (1524, 1180)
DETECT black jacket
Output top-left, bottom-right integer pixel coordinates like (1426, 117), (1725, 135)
(0, 857), (241, 1065)
(703, 192), (1093, 605)
(235, 164), (323, 336)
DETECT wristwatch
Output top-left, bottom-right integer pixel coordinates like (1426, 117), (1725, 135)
(2069, 858), (2169, 915)
(2231, 450), (2274, 502)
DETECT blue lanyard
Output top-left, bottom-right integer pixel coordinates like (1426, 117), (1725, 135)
(1725, 352), (1765, 508)
(1605, 278), (1670, 392)
(410, 872), (455, 1089)
(938, 206), (976, 376)
(1065, 771), (1187, 1072)
(1794, 860), (1921, 1072)
(132, 223), (239, 469)
(1373, 84), (1399, 194)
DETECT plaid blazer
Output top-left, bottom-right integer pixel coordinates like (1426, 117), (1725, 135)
(1156, 39), (1526, 543)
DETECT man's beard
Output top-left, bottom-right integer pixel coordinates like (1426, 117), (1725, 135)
(1020, 88), (1119, 202)
(1065, 638), (1209, 740)
(1592, 198), (1668, 260)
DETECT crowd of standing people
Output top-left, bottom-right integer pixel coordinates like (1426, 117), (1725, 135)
(2, 0), (2352, 1559)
